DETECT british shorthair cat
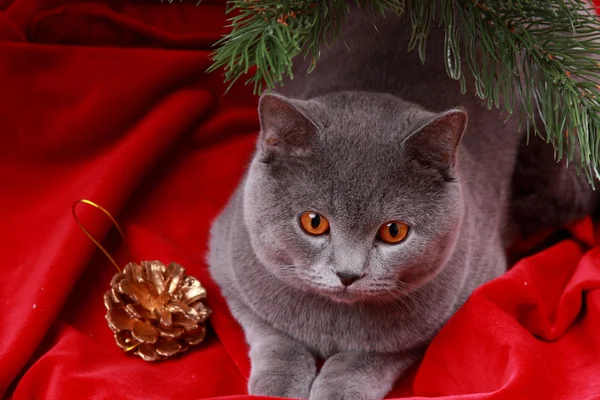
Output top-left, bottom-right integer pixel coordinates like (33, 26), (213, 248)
(208, 7), (596, 400)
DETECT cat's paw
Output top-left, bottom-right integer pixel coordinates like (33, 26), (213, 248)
(243, 322), (317, 398)
(309, 386), (369, 400)
(308, 352), (410, 400)
(248, 371), (313, 399)
(309, 377), (376, 400)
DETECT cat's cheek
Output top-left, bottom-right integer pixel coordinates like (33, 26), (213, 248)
(397, 265), (439, 287)
(293, 224), (331, 255)
(297, 235), (330, 255)
(244, 224), (296, 270)
(254, 228), (329, 282)
(370, 240), (434, 287)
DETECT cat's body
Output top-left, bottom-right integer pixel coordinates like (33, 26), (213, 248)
(208, 9), (596, 400)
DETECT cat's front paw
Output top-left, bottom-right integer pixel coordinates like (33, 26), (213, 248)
(309, 377), (373, 400)
(308, 352), (411, 400)
(242, 321), (318, 399)
(309, 387), (368, 400)
(249, 371), (313, 399)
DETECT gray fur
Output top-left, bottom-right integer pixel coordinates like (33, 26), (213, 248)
(510, 131), (599, 240)
(208, 9), (597, 400)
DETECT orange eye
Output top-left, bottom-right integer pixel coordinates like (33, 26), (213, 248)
(299, 211), (330, 235)
(377, 221), (409, 244)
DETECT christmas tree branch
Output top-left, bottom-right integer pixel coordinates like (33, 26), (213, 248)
(207, 0), (404, 93)
(207, 0), (600, 183)
(428, 0), (600, 182)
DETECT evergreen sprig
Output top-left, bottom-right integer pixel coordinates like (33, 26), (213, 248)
(207, 1), (404, 92)
(207, 0), (600, 183)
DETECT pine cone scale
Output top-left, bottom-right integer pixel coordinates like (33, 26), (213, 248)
(147, 261), (167, 293)
(159, 326), (184, 338)
(118, 279), (155, 310)
(166, 302), (199, 321)
(132, 320), (159, 344)
(138, 343), (160, 362)
(172, 314), (197, 330)
(182, 326), (206, 345)
(159, 309), (173, 327)
(166, 263), (185, 294)
(156, 338), (181, 357)
(115, 331), (136, 350)
(105, 295), (135, 331)
(111, 287), (123, 304)
(180, 277), (207, 303)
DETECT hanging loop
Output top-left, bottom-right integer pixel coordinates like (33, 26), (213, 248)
(72, 199), (125, 272)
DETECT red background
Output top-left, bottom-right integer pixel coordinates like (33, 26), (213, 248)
(1, 1), (599, 399)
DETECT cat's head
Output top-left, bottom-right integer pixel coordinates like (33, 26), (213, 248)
(243, 91), (467, 303)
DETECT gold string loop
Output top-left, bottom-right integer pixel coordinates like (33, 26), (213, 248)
(72, 199), (125, 272)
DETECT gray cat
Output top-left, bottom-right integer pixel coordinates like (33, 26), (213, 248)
(208, 8), (596, 400)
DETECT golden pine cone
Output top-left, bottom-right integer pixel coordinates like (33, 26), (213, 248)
(103, 261), (212, 361)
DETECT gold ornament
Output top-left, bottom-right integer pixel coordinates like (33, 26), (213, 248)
(72, 199), (212, 361)
(104, 260), (211, 361)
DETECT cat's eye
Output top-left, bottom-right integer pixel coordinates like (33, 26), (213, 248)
(377, 221), (409, 244)
(299, 211), (330, 235)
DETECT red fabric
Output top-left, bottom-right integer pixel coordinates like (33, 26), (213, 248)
(1, 1), (599, 399)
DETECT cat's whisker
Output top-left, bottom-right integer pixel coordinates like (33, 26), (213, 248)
(400, 281), (424, 291)
(380, 289), (410, 312)
(403, 286), (432, 305)
(409, 292), (428, 304)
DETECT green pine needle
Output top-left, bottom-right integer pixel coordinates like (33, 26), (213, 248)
(206, 0), (600, 184)
(427, 0), (600, 184)
(207, 1), (404, 93)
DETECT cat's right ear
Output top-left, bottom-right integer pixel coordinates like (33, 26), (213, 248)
(257, 93), (317, 162)
(403, 108), (467, 181)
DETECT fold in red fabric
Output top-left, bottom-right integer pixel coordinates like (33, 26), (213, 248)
(1, 1), (599, 399)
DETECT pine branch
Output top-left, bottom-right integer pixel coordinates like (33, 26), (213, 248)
(207, 0), (404, 93)
(425, 0), (600, 183)
(207, 0), (600, 184)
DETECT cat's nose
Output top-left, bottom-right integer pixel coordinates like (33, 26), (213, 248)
(336, 272), (363, 287)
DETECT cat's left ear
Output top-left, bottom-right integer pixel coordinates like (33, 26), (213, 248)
(403, 108), (467, 178)
(257, 92), (317, 160)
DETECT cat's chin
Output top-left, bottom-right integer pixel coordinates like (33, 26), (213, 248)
(316, 287), (378, 304)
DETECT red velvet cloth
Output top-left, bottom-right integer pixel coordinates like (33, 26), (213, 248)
(1, 1), (599, 399)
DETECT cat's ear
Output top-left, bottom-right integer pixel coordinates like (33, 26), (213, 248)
(403, 108), (467, 179)
(257, 93), (317, 160)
